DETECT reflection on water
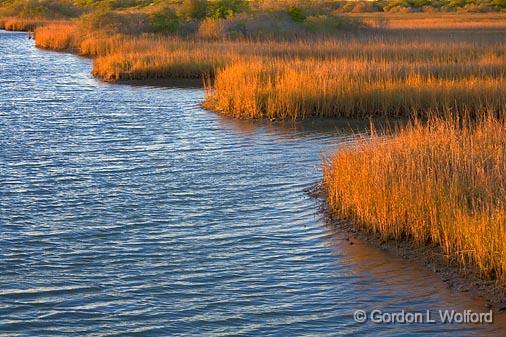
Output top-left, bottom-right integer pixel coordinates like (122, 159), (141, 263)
(0, 30), (504, 336)
(216, 113), (408, 139)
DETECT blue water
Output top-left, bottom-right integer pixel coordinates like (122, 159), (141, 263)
(0, 30), (504, 336)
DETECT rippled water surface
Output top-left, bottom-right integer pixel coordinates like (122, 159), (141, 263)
(1, 31), (505, 336)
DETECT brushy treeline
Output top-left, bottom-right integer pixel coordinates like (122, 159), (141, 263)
(0, 0), (363, 36)
(1, 1), (505, 19)
(323, 116), (506, 285)
(3, 0), (504, 34)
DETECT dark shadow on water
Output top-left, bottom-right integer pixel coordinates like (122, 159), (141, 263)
(214, 113), (410, 141)
(106, 78), (203, 89)
(319, 214), (506, 335)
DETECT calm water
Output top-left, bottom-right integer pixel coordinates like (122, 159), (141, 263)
(0, 31), (504, 336)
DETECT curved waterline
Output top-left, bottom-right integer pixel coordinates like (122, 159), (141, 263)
(0, 30), (504, 336)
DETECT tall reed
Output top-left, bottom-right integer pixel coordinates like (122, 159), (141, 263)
(0, 17), (52, 31)
(204, 52), (506, 119)
(323, 116), (506, 284)
(92, 49), (232, 81)
(34, 22), (79, 50)
(356, 12), (506, 29)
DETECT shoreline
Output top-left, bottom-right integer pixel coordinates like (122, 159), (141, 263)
(3, 28), (505, 310)
(308, 182), (506, 311)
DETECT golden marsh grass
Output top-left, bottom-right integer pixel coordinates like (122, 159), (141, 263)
(34, 22), (79, 50)
(204, 29), (506, 118)
(323, 117), (506, 284)
(355, 12), (506, 30)
(204, 56), (506, 119)
(0, 17), (53, 31)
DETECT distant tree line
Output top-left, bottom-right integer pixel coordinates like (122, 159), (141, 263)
(1, 0), (504, 38)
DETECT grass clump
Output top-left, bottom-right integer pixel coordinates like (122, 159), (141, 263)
(92, 47), (229, 81)
(34, 22), (79, 49)
(323, 116), (506, 284)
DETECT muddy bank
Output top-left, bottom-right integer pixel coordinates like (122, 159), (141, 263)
(309, 182), (506, 311)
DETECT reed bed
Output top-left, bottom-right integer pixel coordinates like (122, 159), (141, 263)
(34, 26), (239, 80)
(323, 117), (506, 284)
(0, 17), (53, 31)
(204, 40), (506, 119)
(354, 13), (506, 30)
(34, 22), (80, 50)
(92, 49), (233, 81)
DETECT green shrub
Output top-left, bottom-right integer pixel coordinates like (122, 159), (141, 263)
(207, 0), (248, 19)
(223, 12), (301, 40)
(79, 9), (120, 31)
(0, 0), (81, 18)
(151, 7), (180, 33)
(302, 14), (361, 33)
(447, 0), (468, 7)
(407, 0), (431, 7)
(89, 0), (152, 10)
(179, 0), (208, 20)
(287, 6), (305, 22)
(492, 0), (506, 8)
(79, 9), (151, 34)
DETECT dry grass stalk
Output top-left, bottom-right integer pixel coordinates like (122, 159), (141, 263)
(323, 117), (506, 284)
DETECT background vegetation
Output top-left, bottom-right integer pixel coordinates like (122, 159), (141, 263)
(1, 0), (505, 35)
